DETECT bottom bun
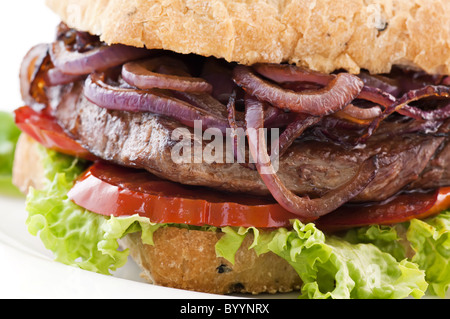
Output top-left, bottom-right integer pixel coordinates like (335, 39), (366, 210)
(13, 134), (301, 295)
(120, 229), (301, 295)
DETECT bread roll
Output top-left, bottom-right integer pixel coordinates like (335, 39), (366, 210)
(46, 0), (450, 75)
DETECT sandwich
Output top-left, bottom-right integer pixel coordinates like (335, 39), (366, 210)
(11, 0), (450, 299)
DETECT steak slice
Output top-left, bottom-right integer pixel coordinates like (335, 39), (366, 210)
(53, 82), (448, 202)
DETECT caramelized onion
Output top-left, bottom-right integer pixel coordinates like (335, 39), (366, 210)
(227, 91), (254, 168)
(234, 65), (364, 116)
(84, 72), (229, 132)
(361, 85), (450, 142)
(252, 63), (332, 86)
(19, 43), (49, 105)
(270, 114), (321, 161)
(397, 103), (450, 121)
(339, 103), (382, 120)
(357, 86), (396, 107)
(122, 57), (213, 93)
(50, 41), (149, 75)
(245, 96), (378, 220)
(43, 67), (84, 86)
(358, 72), (401, 97)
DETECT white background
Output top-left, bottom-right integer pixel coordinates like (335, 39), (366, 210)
(0, 0), (59, 113)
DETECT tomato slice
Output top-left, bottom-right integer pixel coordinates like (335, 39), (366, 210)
(315, 187), (450, 232)
(14, 106), (96, 161)
(68, 161), (300, 228)
(68, 161), (450, 229)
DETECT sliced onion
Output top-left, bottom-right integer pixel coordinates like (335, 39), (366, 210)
(397, 103), (450, 121)
(361, 85), (450, 142)
(50, 41), (150, 75)
(357, 86), (396, 107)
(171, 90), (234, 122)
(19, 43), (49, 105)
(245, 96), (378, 220)
(226, 91), (255, 168)
(270, 114), (321, 161)
(122, 57), (212, 93)
(253, 63), (332, 86)
(84, 72), (230, 133)
(339, 103), (382, 120)
(43, 67), (84, 86)
(358, 72), (401, 97)
(233, 65), (364, 116)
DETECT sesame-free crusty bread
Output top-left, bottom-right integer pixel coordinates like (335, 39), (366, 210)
(121, 229), (302, 295)
(12, 135), (302, 295)
(45, 0), (450, 75)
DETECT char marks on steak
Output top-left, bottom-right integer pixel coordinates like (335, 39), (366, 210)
(52, 81), (447, 202)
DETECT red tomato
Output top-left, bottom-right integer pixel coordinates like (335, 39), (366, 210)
(14, 106), (96, 161)
(68, 161), (300, 228)
(68, 161), (450, 229)
(315, 187), (450, 232)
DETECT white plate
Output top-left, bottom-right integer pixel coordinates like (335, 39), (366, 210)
(0, 195), (241, 299)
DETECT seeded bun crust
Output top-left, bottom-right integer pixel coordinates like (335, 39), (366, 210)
(12, 135), (302, 295)
(46, 0), (450, 75)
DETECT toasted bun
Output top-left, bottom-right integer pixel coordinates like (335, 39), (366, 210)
(46, 0), (450, 75)
(12, 134), (47, 194)
(121, 230), (301, 294)
(12, 135), (301, 295)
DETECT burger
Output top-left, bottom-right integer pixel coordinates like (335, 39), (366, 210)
(11, 0), (450, 299)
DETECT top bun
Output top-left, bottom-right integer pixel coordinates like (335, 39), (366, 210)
(46, 0), (450, 75)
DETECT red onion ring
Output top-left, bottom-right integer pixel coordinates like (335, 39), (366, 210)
(171, 90), (236, 124)
(233, 65), (364, 116)
(270, 114), (321, 161)
(19, 43), (49, 105)
(43, 67), (84, 86)
(252, 63), (332, 86)
(84, 72), (230, 133)
(360, 85), (450, 143)
(245, 96), (378, 220)
(339, 103), (382, 120)
(358, 72), (401, 97)
(122, 57), (213, 93)
(226, 91), (255, 169)
(50, 41), (150, 75)
(357, 86), (396, 107)
(397, 103), (450, 121)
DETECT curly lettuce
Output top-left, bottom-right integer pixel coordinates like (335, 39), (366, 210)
(24, 147), (450, 299)
(0, 111), (22, 195)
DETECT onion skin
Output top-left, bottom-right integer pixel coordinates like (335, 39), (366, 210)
(19, 43), (49, 106)
(122, 57), (213, 93)
(252, 63), (332, 86)
(245, 96), (378, 220)
(270, 114), (321, 161)
(84, 72), (230, 133)
(397, 103), (450, 121)
(50, 41), (150, 75)
(233, 65), (364, 116)
(360, 85), (450, 142)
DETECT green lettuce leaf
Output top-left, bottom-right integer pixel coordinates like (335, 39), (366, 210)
(25, 147), (442, 299)
(407, 212), (450, 297)
(341, 212), (450, 298)
(26, 148), (130, 274)
(0, 111), (22, 195)
(219, 221), (427, 299)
